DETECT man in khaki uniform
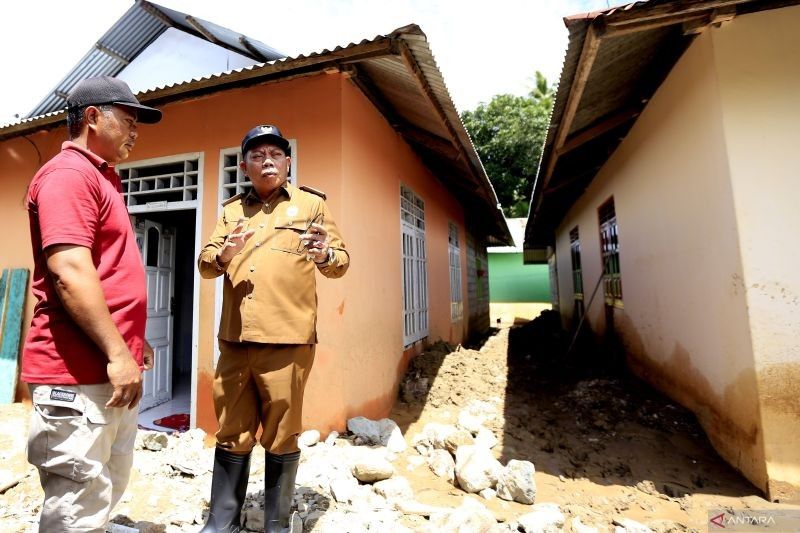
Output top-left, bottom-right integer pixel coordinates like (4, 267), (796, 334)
(198, 125), (348, 532)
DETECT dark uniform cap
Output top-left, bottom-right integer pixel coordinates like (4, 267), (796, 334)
(241, 124), (291, 156)
(66, 76), (162, 124)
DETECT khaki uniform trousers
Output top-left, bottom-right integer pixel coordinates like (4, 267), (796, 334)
(27, 383), (138, 533)
(214, 341), (315, 455)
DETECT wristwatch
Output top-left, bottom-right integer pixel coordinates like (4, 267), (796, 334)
(213, 253), (228, 272)
(315, 248), (335, 266)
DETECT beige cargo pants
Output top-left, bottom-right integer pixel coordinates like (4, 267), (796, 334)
(27, 383), (138, 533)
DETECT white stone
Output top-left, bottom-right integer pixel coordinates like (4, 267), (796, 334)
(394, 499), (450, 517)
(299, 429), (321, 448)
(373, 476), (413, 501)
(454, 445), (503, 493)
(572, 516), (600, 533)
(444, 427), (475, 454)
(428, 497), (498, 532)
(324, 431), (339, 445)
(479, 487), (497, 500)
(352, 454), (394, 483)
(475, 426), (498, 449)
(423, 423), (458, 450)
(457, 411), (486, 434)
(518, 503), (565, 533)
(330, 477), (359, 503)
(427, 449), (455, 482)
(381, 419), (408, 453)
(496, 460), (536, 504)
(613, 518), (653, 533)
(142, 432), (168, 451)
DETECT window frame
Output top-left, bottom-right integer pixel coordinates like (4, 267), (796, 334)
(400, 184), (429, 346)
(448, 222), (463, 322)
(598, 197), (623, 308)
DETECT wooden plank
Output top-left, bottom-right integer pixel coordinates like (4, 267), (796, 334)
(539, 24), (601, 194)
(0, 269), (28, 404)
(602, 0), (745, 36)
(555, 106), (641, 157)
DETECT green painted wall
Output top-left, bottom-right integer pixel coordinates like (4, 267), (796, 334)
(488, 253), (550, 303)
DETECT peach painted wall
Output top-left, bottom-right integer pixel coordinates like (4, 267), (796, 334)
(712, 5), (800, 500)
(0, 71), (472, 438)
(554, 31), (767, 491)
(314, 75), (468, 433)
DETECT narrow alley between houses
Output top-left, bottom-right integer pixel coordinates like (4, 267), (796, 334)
(0, 312), (796, 532)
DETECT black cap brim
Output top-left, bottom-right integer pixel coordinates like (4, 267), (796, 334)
(115, 102), (162, 124)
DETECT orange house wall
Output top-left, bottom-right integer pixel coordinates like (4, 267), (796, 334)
(0, 71), (470, 436)
(312, 77), (469, 433)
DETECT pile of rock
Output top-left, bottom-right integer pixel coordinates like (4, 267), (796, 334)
(246, 401), (567, 533)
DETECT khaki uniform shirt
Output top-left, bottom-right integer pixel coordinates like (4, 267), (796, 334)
(198, 183), (349, 344)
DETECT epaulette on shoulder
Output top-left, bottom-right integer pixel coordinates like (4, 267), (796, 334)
(221, 193), (244, 207)
(299, 185), (327, 200)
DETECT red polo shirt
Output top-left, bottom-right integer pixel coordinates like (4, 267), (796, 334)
(22, 142), (146, 384)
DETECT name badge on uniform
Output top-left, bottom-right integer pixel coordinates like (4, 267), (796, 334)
(50, 389), (76, 402)
(286, 205), (299, 217)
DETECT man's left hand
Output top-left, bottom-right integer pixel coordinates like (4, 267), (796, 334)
(300, 223), (330, 263)
(143, 341), (155, 371)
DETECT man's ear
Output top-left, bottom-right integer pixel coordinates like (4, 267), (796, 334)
(84, 106), (101, 130)
(239, 159), (247, 177)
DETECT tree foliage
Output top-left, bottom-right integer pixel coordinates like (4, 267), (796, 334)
(461, 72), (554, 217)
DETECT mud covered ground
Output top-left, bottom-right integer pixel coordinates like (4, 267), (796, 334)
(1, 312), (798, 531)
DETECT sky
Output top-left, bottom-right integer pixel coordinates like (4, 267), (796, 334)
(0, 0), (615, 123)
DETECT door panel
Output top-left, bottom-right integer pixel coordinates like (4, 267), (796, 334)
(135, 218), (175, 411)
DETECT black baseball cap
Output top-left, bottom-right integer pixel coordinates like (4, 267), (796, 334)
(66, 76), (162, 124)
(241, 125), (291, 156)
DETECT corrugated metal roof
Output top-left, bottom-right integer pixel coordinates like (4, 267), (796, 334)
(26, 0), (283, 118)
(524, 0), (800, 258)
(1, 23), (511, 246)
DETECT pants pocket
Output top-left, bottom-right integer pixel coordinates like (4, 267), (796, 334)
(28, 389), (109, 483)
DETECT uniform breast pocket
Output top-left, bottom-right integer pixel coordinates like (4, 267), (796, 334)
(271, 217), (307, 255)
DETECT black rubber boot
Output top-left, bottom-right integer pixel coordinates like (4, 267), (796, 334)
(200, 447), (251, 533)
(264, 450), (301, 533)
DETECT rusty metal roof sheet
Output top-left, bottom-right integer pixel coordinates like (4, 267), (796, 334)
(26, 0), (283, 118)
(523, 0), (799, 260)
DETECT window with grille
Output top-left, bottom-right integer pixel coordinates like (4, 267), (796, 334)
(448, 222), (463, 322)
(219, 141), (298, 202)
(119, 155), (200, 210)
(598, 198), (623, 307)
(570, 227), (585, 319)
(401, 185), (428, 346)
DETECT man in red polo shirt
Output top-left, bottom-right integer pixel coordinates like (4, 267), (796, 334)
(23, 76), (162, 532)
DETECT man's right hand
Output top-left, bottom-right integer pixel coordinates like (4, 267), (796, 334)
(106, 354), (143, 409)
(217, 220), (256, 264)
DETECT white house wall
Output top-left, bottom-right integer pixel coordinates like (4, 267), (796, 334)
(712, 5), (800, 500)
(555, 30), (768, 490)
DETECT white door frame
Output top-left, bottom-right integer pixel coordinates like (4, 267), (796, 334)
(121, 151), (203, 429)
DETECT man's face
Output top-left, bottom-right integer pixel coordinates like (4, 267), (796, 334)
(87, 105), (138, 164)
(240, 141), (291, 198)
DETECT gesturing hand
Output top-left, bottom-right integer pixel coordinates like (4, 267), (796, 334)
(300, 223), (330, 263)
(218, 220), (256, 264)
